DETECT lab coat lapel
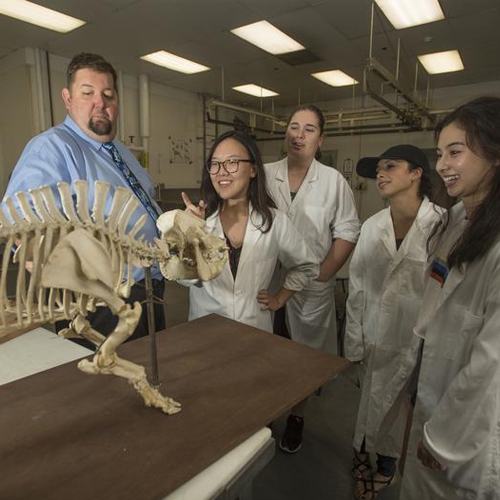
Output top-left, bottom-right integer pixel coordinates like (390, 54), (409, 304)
(235, 207), (263, 287)
(437, 265), (466, 308)
(293, 158), (319, 206)
(378, 208), (397, 258)
(206, 212), (234, 287)
(274, 160), (292, 212)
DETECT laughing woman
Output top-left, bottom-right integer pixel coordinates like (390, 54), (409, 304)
(180, 130), (318, 333)
(398, 96), (500, 499)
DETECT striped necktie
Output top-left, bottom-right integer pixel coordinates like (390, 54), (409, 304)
(102, 142), (160, 222)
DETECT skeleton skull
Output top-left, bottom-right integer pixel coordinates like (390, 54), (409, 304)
(156, 210), (227, 281)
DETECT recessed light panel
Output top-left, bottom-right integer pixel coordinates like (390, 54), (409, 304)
(0, 0), (85, 33)
(231, 20), (304, 55)
(232, 84), (279, 97)
(141, 51), (210, 74)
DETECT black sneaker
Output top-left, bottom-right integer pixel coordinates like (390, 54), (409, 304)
(279, 415), (304, 453)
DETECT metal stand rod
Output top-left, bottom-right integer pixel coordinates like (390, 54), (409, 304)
(144, 267), (160, 386)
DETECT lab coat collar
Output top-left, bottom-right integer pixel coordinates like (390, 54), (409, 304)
(274, 157), (319, 210)
(377, 197), (441, 272)
(205, 203), (264, 285)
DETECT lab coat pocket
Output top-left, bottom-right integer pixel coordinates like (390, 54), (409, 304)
(443, 309), (484, 361)
(397, 258), (427, 299)
(301, 205), (330, 240)
(255, 258), (276, 290)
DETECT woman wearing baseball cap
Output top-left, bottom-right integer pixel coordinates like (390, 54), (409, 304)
(345, 144), (444, 498)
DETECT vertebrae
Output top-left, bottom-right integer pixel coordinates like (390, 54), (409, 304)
(0, 180), (227, 414)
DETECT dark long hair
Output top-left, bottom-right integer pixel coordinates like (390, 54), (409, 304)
(432, 96), (500, 269)
(201, 130), (276, 233)
(287, 104), (325, 160)
(407, 161), (433, 200)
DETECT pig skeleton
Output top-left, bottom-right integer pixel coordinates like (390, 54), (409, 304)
(0, 180), (226, 414)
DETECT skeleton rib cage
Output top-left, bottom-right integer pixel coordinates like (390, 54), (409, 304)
(0, 180), (162, 344)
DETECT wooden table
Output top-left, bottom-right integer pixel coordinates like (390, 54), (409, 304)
(0, 314), (349, 500)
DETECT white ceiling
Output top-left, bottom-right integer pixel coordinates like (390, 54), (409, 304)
(0, 0), (499, 107)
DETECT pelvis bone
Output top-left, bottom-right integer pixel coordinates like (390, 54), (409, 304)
(0, 180), (227, 415)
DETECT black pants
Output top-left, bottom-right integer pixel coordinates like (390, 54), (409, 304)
(55, 279), (166, 351)
(273, 306), (291, 339)
(360, 437), (397, 477)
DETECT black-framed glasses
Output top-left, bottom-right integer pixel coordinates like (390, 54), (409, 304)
(206, 158), (252, 175)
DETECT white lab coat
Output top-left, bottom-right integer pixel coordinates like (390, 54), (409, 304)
(264, 158), (360, 353)
(186, 207), (318, 332)
(398, 202), (500, 500)
(344, 197), (444, 457)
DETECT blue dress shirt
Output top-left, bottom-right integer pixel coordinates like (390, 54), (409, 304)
(2, 115), (162, 280)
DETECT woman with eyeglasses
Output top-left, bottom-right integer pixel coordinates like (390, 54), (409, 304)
(265, 104), (360, 453)
(180, 130), (318, 332)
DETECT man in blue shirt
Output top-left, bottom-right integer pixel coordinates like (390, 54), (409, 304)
(3, 52), (165, 347)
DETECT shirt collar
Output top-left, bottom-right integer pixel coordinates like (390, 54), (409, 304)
(63, 115), (114, 152)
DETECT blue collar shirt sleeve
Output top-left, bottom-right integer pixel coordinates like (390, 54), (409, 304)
(2, 115), (163, 281)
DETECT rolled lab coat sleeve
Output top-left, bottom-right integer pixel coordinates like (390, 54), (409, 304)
(423, 266), (500, 466)
(274, 211), (319, 291)
(344, 231), (366, 362)
(331, 175), (360, 244)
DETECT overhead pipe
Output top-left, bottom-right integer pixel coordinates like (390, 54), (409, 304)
(210, 99), (287, 126)
(256, 125), (413, 141)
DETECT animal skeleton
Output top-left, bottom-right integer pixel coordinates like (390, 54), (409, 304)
(0, 180), (227, 414)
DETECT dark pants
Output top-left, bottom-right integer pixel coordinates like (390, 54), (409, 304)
(273, 306), (290, 339)
(360, 437), (397, 477)
(55, 279), (166, 351)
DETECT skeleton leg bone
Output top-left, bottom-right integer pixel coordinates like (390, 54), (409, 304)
(77, 302), (181, 414)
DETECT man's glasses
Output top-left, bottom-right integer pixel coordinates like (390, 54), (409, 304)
(207, 158), (252, 175)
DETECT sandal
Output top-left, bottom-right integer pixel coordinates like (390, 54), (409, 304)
(352, 450), (372, 480)
(355, 471), (397, 500)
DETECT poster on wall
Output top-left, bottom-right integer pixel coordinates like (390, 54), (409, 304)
(341, 158), (354, 186)
(169, 137), (194, 164)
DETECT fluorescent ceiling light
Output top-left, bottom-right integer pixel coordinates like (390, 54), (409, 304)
(312, 70), (358, 87)
(231, 20), (304, 55)
(0, 0), (85, 33)
(375, 0), (445, 29)
(232, 84), (279, 98)
(141, 50), (210, 74)
(418, 50), (464, 74)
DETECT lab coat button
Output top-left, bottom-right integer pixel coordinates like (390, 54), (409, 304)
(400, 372), (407, 379)
(386, 395), (391, 402)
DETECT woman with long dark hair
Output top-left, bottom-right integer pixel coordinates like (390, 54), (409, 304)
(181, 130), (318, 332)
(398, 96), (500, 499)
(265, 104), (360, 453)
(345, 145), (443, 499)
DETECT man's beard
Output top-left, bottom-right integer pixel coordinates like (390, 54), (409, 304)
(89, 116), (112, 136)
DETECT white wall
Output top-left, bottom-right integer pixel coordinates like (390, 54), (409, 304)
(0, 48), (38, 196)
(1, 46), (499, 221)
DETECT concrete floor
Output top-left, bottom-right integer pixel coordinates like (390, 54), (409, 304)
(164, 281), (401, 500)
